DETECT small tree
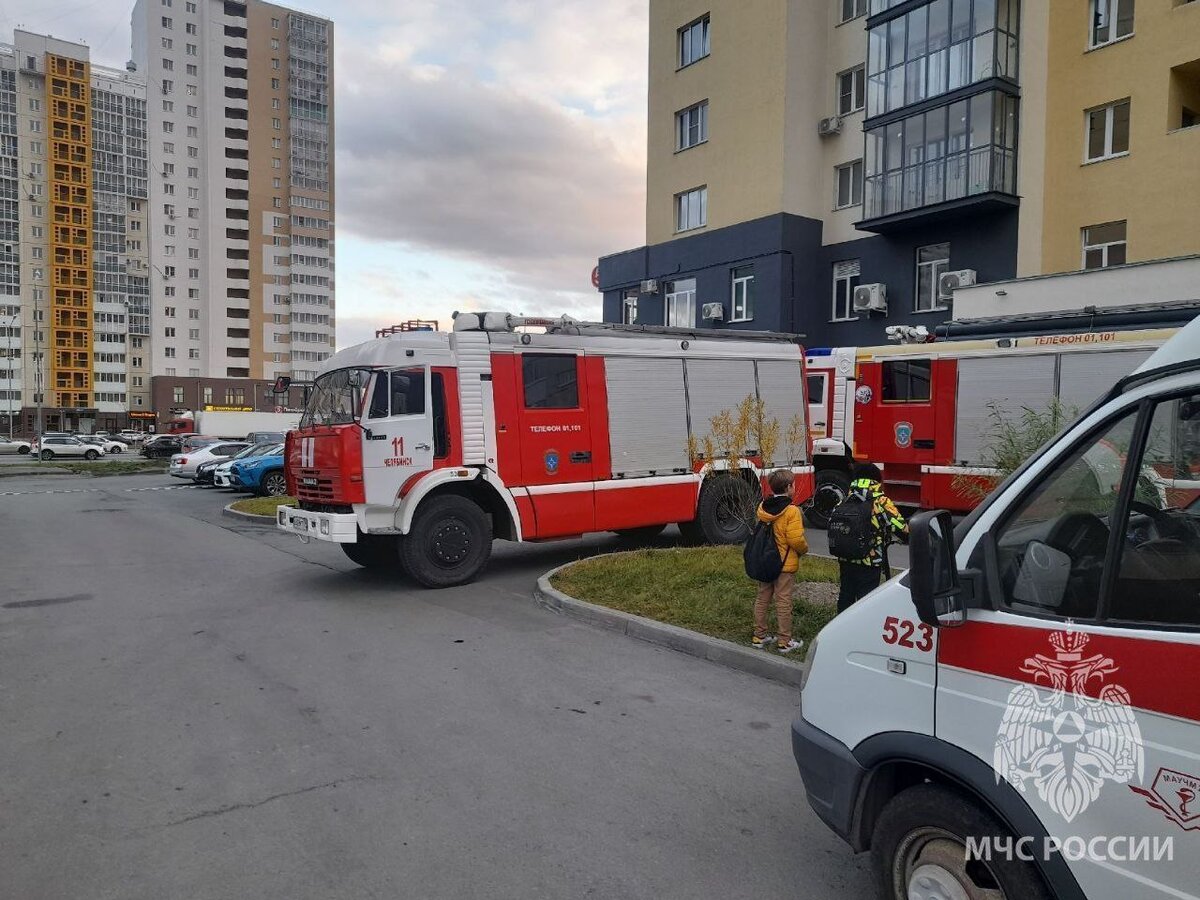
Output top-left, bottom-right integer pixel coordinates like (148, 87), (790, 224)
(952, 398), (1075, 503)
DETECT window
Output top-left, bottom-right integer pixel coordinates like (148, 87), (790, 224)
(188, 349), (199, 359)
(679, 15), (710, 67)
(272, 58), (281, 70)
(162, 16), (173, 28)
(915, 242), (950, 312)
(881, 359), (932, 402)
(271, 38), (280, 50)
(841, 0), (868, 21)
(522, 355), (579, 409)
(28, 98), (40, 112)
(1082, 220), (1127, 269)
(186, 22), (196, 34)
(730, 266), (754, 321)
(1085, 100), (1130, 161)
(189, 308), (200, 317)
(807, 373), (828, 405)
(271, 78), (280, 91)
(162, 37), (173, 49)
(165, 327), (176, 338)
(831, 260), (860, 321)
(991, 409), (1139, 617)
(187, 126), (197, 138)
(835, 159), (864, 208)
(164, 306), (176, 317)
(676, 101), (709, 150)
(664, 278), (697, 327)
(186, 43), (197, 56)
(272, 17), (280, 28)
(1108, 394), (1200, 625)
(187, 1), (195, 11)
(162, 58), (174, 71)
(173, 386), (184, 403)
(621, 289), (638, 324)
(163, 121), (174, 133)
(271, 137), (281, 149)
(163, 141), (174, 154)
(272, 98), (281, 109)
(1091, 0), (1135, 48)
(838, 65), (865, 115)
(675, 186), (707, 232)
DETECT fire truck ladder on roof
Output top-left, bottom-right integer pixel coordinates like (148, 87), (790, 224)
(451, 310), (803, 343)
(376, 320), (439, 337)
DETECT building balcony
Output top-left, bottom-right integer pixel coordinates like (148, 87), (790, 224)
(858, 89), (1019, 234)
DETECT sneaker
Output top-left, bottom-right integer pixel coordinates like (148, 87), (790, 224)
(777, 639), (804, 654)
(751, 634), (776, 649)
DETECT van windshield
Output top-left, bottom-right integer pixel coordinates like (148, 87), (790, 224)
(299, 368), (370, 428)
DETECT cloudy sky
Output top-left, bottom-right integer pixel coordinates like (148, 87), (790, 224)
(1, 0), (649, 348)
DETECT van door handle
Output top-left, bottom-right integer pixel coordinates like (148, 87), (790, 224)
(570, 451), (591, 463)
(415, 442), (431, 451)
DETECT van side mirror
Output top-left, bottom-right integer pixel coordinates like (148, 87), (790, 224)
(908, 509), (966, 628)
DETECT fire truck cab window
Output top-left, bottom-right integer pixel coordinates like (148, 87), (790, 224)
(881, 359), (931, 402)
(367, 373), (389, 419)
(806, 373), (827, 404)
(523, 354), (579, 409)
(366, 368), (426, 419)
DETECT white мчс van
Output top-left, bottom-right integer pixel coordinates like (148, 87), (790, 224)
(793, 317), (1200, 900)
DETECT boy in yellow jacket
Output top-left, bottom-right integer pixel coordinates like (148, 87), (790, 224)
(751, 469), (810, 653)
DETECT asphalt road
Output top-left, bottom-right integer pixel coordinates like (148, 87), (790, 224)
(0, 472), (873, 900)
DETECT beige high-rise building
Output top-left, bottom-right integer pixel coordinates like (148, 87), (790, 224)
(0, 30), (150, 436)
(131, 0), (334, 397)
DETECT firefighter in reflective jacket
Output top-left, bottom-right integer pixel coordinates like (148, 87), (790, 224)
(836, 462), (907, 613)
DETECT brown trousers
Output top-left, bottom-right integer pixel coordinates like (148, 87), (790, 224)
(753, 571), (795, 643)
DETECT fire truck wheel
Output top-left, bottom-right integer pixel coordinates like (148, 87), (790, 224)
(614, 524), (667, 544)
(872, 783), (1052, 900)
(803, 470), (851, 530)
(695, 475), (757, 545)
(401, 494), (492, 588)
(340, 534), (396, 569)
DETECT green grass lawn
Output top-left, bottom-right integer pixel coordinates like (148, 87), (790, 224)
(53, 459), (169, 476)
(550, 546), (840, 649)
(230, 495), (298, 516)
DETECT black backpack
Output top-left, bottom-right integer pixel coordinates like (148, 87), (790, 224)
(828, 491), (876, 560)
(744, 520), (788, 583)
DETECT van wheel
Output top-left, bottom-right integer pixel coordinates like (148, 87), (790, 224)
(341, 533), (397, 569)
(401, 494), (492, 588)
(84, 449), (100, 461)
(695, 475), (757, 545)
(872, 784), (1052, 900)
(260, 471), (287, 496)
(17, 445), (29, 454)
(614, 524), (667, 544)
(804, 470), (850, 530)
(41, 449), (54, 461)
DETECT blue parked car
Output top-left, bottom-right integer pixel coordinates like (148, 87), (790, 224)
(229, 443), (287, 496)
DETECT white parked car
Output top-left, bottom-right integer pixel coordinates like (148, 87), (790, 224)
(0, 438), (32, 455)
(86, 437), (129, 454)
(169, 441), (250, 479)
(33, 436), (106, 461)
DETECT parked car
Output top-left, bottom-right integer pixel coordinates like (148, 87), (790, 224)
(0, 438), (32, 455)
(209, 442), (279, 488)
(87, 437), (129, 454)
(245, 431), (286, 445)
(169, 441), (250, 480)
(181, 435), (219, 454)
(118, 430), (147, 444)
(32, 436), (106, 461)
(229, 444), (287, 496)
(142, 436), (183, 458)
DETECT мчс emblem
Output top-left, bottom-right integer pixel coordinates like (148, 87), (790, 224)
(894, 421), (913, 448)
(1132, 768), (1200, 832)
(544, 448), (560, 475)
(993, 630), (1143, 824)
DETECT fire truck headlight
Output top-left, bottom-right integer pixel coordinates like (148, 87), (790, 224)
(320, 519), (330, 536)
(278, 508), (287, 525)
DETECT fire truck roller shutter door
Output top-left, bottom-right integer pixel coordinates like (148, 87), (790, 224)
(1057, 349), (1153, 418)
(757, 360), (808, 464)
(685, 359), (759, 453)
(603, 356), (690, 478)
(954, 355), (1056, 466)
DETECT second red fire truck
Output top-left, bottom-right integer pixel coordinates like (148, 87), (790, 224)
(802, 327), (1175, 525)
(278, 312), (814, 587)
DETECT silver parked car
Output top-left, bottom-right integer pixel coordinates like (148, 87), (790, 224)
(0, 438), (32, 455)
(32, 436), (107, 461)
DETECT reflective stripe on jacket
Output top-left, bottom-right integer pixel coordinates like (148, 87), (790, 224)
(844, 478), (906, 567)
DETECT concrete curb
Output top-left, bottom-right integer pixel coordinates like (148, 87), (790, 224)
(221, 502), (278, 522)
(0, 467), (75, 478)
(534, 554), (805, 688)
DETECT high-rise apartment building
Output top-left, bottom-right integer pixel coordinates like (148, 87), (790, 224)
(598, 0), (1200, 346)
(132, 0), (334, 394)
(0, 31), (150, 436)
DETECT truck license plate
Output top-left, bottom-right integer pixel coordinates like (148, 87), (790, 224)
(302, 477), (317, 486)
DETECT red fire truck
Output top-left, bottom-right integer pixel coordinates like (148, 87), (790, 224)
(278, 312), (814, 587)
(802, 327), (1176, 525)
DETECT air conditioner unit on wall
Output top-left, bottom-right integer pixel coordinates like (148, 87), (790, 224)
(640, 278), (659, 294)
(817, 116), (843, 137)
(701, 302), (724, 321)
(853, 283), (888, 314)
(938, 268), (977, 301)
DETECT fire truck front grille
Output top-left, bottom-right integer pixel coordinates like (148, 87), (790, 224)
(295, 468), (342, 503)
